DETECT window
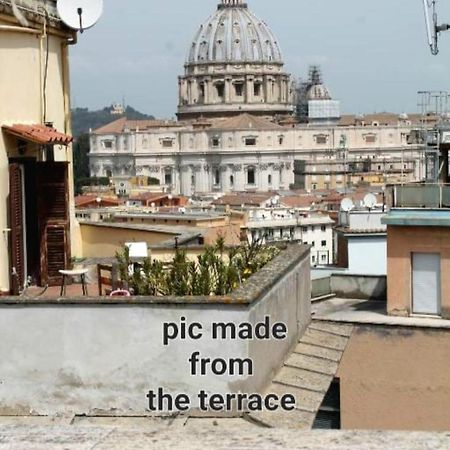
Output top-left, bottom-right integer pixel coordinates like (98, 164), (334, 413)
(214, 168), (220, 186)
(235, 82), (244, 97)
(302, 227), (308, 233)
(321, 240), (327, 247)
(245, 137), (257, 146)
(312, 255), (316, 263)
(314, 134), (328, 145)
(212, 137), (220, 147)
(164, 168), (172, 185)
(230, 175), (234, 187)
(321, 254), (327, 262)
(268, 174), (272, 185)
(199, 83), (205, 100)
(311, 242), (315, 247)
(364, 134), (377, 144)
(279, 135), (284, 145)
(247, 167), (256, 185)
(321, 226), (326, 232)
(162, 139), (174, 148)
(216, 82), (225, 99)
(102, 140), (113, 149)
(254, 82), (262, 97)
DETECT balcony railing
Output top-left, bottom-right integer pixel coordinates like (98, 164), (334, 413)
(392, 184), (450, 209)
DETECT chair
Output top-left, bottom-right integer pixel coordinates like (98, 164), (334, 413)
(97, 264), (117, 296)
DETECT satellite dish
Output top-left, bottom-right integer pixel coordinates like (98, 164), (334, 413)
(422, 0), (450, 55)
(363, 193), (377, 209)
(340, 198), (354, 212)
(57, 0), (103, 33)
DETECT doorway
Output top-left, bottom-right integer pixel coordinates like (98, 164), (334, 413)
(8, 160), (70, 292)
(412, 253), (441, 316)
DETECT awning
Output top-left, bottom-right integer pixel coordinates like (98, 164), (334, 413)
(2, 124), (73, 146)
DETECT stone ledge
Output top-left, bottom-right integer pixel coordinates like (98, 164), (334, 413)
(0, 425), (448, 449)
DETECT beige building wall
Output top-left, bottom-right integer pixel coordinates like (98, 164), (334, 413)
(338, 325), (450, 431)
(0, 12), (77, 293)
(386, 226), (450, 319)
(80, 224), (179, 259)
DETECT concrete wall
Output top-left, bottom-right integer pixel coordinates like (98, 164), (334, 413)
(0, 246), (310, 416)
(331, 274), (387, 301)
(386, 226), (450, 319)
(0, 11), (77, 292)
(338, 325), (450, 431)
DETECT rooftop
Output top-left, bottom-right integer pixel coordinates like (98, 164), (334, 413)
(313, 297), (450, 330)
(383, 209), (450, 227)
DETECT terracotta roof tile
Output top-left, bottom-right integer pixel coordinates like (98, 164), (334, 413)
(2, 124), (73, 146)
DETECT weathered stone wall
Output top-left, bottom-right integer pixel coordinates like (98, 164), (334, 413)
(0, 246), (310, 416)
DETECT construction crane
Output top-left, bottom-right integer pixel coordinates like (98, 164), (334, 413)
(422, 0), (450, 55)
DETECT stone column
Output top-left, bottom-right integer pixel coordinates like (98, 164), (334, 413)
(204, 77), (211, 104)
(225, 77), (232, 103)
(180, 166), (192, 196)
(272, 164), (281, 190)
(234, 164), (245, 191)
(246, 76), (253, 103)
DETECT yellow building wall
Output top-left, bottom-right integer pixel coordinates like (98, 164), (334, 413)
(80, 224), (178, 259)
(0, 16), (77, 292)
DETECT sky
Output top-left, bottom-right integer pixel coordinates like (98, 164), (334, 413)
(70, 0), (450, 118)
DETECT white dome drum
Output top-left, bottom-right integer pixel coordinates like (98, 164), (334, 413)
(177, 0), (293, 120)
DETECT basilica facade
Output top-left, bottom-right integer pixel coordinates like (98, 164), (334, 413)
(89, 0), (425, 196)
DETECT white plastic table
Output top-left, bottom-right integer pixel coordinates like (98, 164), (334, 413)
(59, 269), (89, 296)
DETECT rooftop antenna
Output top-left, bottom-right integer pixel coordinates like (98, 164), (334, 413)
(57, 0), (103, 34)
(422, 0), (450, 55)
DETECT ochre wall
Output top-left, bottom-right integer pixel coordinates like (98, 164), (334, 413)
(386, 226), (450, 319)
(80, 225), (174, 258)
(338, 325), (450, 431)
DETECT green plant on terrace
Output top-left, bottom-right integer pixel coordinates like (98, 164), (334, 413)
(115, 238), (281, 297)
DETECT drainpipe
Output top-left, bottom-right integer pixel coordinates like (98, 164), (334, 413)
(0, 24), (41, 35)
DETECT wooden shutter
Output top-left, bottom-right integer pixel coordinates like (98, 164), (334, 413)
(37, 162), (71, 286)
(8, 163), (25, 294)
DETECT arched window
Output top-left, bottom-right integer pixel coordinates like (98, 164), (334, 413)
(230, 175), (234, 187)
(268, 174), (272, 185)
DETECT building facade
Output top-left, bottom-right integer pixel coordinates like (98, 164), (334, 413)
(0, 0), (78, 293)
(89, 0), (426, 196)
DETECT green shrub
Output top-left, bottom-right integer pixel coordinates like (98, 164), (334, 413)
(115, 239), (280, 296)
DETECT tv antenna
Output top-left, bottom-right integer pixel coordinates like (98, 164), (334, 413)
(57, 0), (104, 34)
(422, 0), (450, 55)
